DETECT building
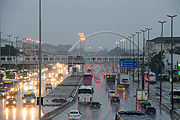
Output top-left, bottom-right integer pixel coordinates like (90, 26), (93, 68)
(146, 37), (180, 56)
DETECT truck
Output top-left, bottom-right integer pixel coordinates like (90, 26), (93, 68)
(115, 111), (151, 120)
(119, 74), (130, 87)
(22, 91), (36, 106)
(106, 74), (116, 85)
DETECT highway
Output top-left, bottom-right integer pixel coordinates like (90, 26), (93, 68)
(53, 64), (177, 120)
(0, 65), (68, 120)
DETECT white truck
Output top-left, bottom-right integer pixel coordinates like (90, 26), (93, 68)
(120, 74), (130, 87)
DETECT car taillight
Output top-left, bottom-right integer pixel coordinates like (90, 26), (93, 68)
(68, 115), (70, 117)
(77, 115), (80, 117)
(111, 98), (113, 100)
(90, 104), (92, 107)
(149, 105), (151, 106)
(98, 104), (100, 107)
(142, 105), (144, 107)
(90, 97), (92, 101)
(137, 101), (139, 103)
(117, 98), (120, 100)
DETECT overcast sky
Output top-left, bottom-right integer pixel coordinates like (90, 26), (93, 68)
(0, 0), (180, 50)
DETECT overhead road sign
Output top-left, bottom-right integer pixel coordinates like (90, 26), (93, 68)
(120, 58), (137, 62)
(120, 58), (138, 67)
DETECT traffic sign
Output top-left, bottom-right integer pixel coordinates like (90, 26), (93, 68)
(104, 58), (108, 60)
(120, 61), (137, 67)
(120, 58), (137, 62)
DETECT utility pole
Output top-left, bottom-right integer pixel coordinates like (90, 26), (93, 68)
(158, 21), (166, 106)
(167, 14), (177, 112)
(0, 32), (2, 68)
(141, 30), (147, 90)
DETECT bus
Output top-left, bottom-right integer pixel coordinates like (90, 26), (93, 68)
(173, 89), (180, 101)
(78, 86), (94, 103)
(22, 92), (36, 106)
(106, 74), (116, 85)
(3, 79), (15, 89)
(83, 73), (93, 85)
(9, 72), (16, 79)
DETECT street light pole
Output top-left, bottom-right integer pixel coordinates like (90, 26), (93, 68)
(15, 37), (19, 69)
(145, 28), (152, 97)
(0, 32), (2, 67)
(39, 0), (42, 119)
(167, 14), (177, 112)
(7, 35), (12, 71)
(158, 21), (166, 106)
(128, 36), (132, 56)
(132, 34), (136, 82)
(141, 30), (147, 90)
(136, 32), (141, 88)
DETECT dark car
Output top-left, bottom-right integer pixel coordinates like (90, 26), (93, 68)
(0, 89), (8, 98)
(145, 106), (156, 115)
(140, 101), (151, 109)
(110, 96), (120, 103)
(6, 98), (17, 107)
(90, 102), (102, 109)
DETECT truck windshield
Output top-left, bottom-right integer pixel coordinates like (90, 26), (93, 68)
(174, 91), (180, 96)
(78, 89), (92, 94)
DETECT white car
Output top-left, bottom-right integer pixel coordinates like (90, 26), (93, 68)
(108, 90), (116, 97)
(68, 110), (81, 120)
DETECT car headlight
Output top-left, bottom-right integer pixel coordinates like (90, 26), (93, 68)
(11, 88), (15, 91)
(2, 93), (4, 95)
(23, 100), (26, 103)
(6, 101), (9, 104)
(31, 99), (35, 103)
(13, 101), (16, 104)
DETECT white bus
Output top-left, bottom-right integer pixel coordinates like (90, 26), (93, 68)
(78, 86), (94, 103)
(145, 72), (156, 84)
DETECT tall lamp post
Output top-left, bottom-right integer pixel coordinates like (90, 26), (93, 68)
(136, 32), (141, 88)
(0, 32), (2, 67)
(141, 30), (147, 90)
(145, 28), (152, 97)
(7, 35), (12, 70)
(128, 36), (132, 56)
(116, 42), (120, 73)
(167, 14), (177, 112)
(132, 34), (136, 82)
(38, 0), (42, 119)
(158, 21), (166, 106)
(15, 37), (19, 68)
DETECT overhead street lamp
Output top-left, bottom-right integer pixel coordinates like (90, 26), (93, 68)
(167, 14), (177, 112)
(15, 37), (19, 68)
(7, 35), (12, 71)
(136, 32), (141, 88)
(145, 28), (152, 97)
(128, 36), (132, 56)
(132, 34), (136, 82)
(141, 30), (147, 90)
(39, 0), (42, 119)
(0, 32), (2, 67)
(158, 21), (166, 106)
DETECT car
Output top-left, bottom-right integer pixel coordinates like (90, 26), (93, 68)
(0, 89), (8, 98)
(90, 102), (102, 109)
(46, 83), (52, 90)
(108, 90), (116, 97)
(140, 101), (151, 109)
(6, 98), (17, 107)
(110, 96), (120, 103)
(145, 106), (156, 115)
(117, 85), (125, 91)
(94, 77), (101, 83)
(68, 110), (81, 120)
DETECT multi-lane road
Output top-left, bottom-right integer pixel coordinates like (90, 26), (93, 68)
(53, 64), (177, 120)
